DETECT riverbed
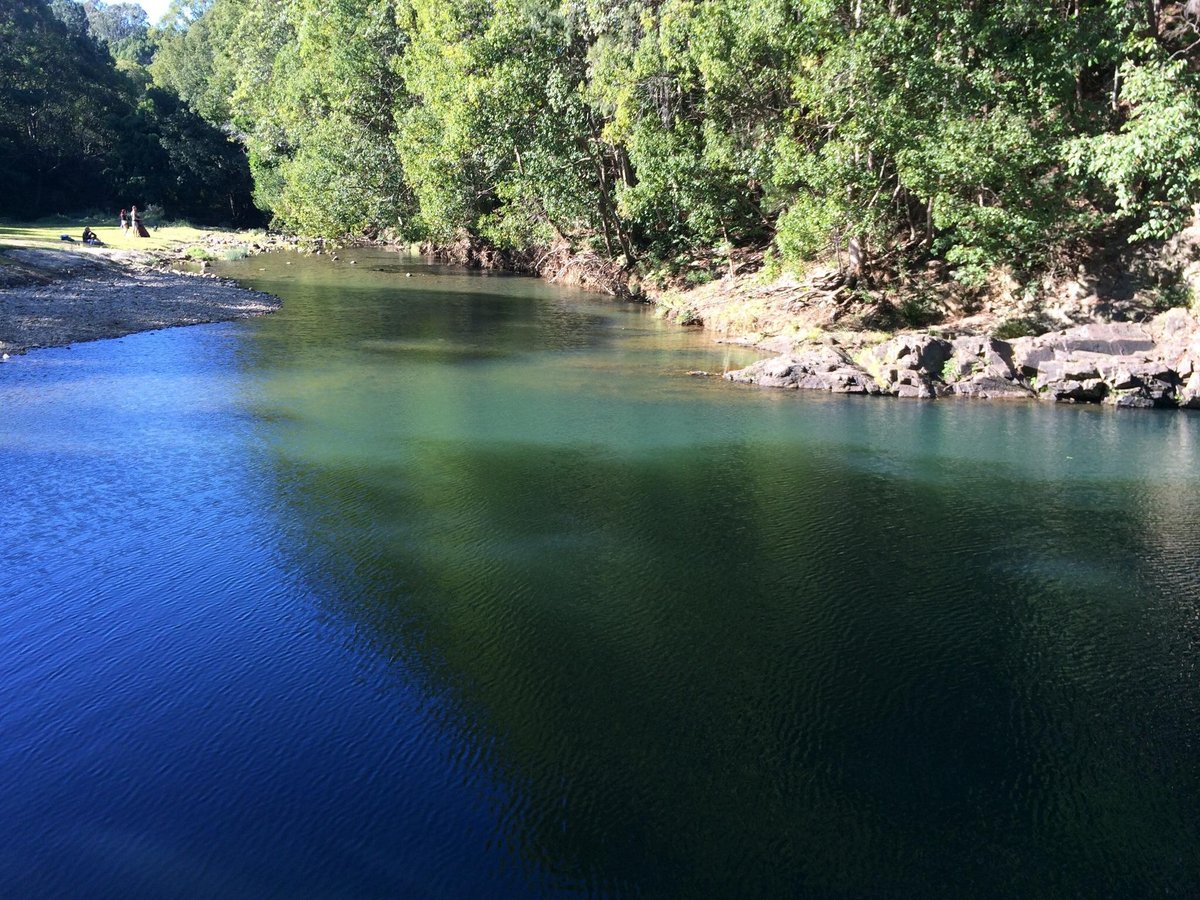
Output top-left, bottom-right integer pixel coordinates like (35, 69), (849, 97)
(2, 248), (1197, 897)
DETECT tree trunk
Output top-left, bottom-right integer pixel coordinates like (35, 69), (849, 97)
(848, 236), (865, 283)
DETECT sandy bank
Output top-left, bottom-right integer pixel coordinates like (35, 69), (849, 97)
(0, 246), (280, 358)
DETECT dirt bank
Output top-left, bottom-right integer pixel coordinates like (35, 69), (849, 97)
(0, 245), (280, 358)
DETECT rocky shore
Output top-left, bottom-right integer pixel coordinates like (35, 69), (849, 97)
(0, 245), (280, 358)
(724, 311), (1200, 410)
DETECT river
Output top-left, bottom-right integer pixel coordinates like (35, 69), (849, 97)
(2, 249), (1198, 897)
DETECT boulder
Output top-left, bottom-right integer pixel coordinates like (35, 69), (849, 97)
(1179, 370), (1200, 409)
(724, 345), (881, 394)
(948, 376), (1035, 400)
(721, 309), (1200, 410)
(871, 333), (953, 372)
(1037, 377), (1109, 403)
(1112, 391), (1158, 409)
(1010, 322), (1156, 375)
(858, 334), (952, 398)
(944, 335), (1018, 381)
(939, 336), (1032, 399)
(1035, 356), (1102, 384)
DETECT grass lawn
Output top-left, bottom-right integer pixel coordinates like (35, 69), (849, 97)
(0, 220), (263, 253)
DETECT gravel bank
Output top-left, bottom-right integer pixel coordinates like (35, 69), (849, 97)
(0, 247), (280, 358)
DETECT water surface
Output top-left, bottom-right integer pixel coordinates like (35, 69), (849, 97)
(2, 249), (1198, 897)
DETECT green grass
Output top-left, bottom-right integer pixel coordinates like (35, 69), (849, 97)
(0, 220), (259, 253)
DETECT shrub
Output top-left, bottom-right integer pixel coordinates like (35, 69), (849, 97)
(992, 317), (1040, 340)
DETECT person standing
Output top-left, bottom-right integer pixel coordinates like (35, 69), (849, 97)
(118, 208), (129, 236)
(131, 205), (150, 238)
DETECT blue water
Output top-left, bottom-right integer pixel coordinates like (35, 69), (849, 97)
(2, 250), (1198, 897)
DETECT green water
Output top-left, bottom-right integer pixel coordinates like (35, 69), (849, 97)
(2, 248), (1197, 896)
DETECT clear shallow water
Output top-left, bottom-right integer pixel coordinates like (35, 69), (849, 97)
(2, 249), (1198, 897)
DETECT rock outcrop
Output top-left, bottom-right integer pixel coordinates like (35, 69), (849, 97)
(856, 334), (951, 398)
(723, 343), (881, 394)
(941, 336), (1034, 400)
(725, 308), (1200, 410)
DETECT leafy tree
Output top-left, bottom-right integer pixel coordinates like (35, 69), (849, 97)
(137, 0), (1200, 282)
(1, 0), (131, 214)
(0, 0), (257, 223)
(1068, 44), (1200, 241)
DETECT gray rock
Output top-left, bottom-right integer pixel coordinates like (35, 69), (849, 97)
(1011, 323), (1156, 375)
(1035, 356), (1102, 384)
(872, 334), (953, 372)
(1178, 370), (1200, 409)
(721, 309), (1200, 410)
(950, 376), (1035, 400)
(724, 346), (881, 394)
(1113, 391), (1158, 409)
(945, 335), (1018, 382)
(1149, 308), (1199, 366)
(859, 334), (952, 398)
(1037, 377), (1108, 403)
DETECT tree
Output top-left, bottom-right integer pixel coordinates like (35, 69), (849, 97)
(0, 0), (256, 223)
(132, 0), (1200, 281)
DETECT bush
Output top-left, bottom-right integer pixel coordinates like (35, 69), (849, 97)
(992, 317), (1040, 340)
(775, 195), (837, 265)
(1151, 276), (1194, 312)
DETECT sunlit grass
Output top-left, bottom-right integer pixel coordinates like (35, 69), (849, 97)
(0, 221), (262, 253)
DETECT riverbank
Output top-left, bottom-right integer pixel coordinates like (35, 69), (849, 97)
(8, 218), (1197, 410)
(0, 232), (281, 358)
(648, 219), (1200, 410)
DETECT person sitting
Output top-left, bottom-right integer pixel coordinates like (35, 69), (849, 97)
(82, 227), (103, 245)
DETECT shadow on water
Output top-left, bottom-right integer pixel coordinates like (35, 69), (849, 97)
(228, 250), (1199, 896)
(266, 429), (1200, 897)
(5, 248), (1196, 897)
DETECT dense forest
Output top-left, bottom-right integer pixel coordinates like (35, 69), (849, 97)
(5, 0), (1200, 288)
(0, 0), (258, 224)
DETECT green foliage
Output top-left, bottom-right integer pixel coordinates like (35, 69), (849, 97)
(758, 247), (782, 282)
(82, 1), (153, 63)
(992, 317), (1041, 341)
(117, 0), (1200, 283)
(1, 0), (132, 214)
(775, 195), (838, 264)
(1151, 274), (1195, 312)
(1066, 49), (1200, 241)
(0, 0), (256, 224)
(891, 294), (942, 330)
(940, 358), (959, 384)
